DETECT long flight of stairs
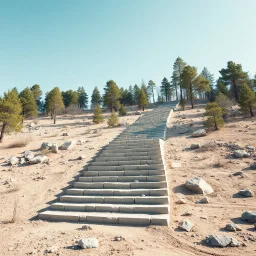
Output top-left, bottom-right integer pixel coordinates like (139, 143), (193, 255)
(38, 102), (177, 226)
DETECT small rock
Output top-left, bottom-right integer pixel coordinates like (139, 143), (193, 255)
(232, 171), (243, 176)
(196, 197), (209, 204)
(250, 162), (256, 169)
(60, 140), (76, 150)
(114, 236), (125, 241)
(246, 145), (254, 151)
(78, 155), (85, 160)
(179, 220), (193, 232)
(29, 155), (49, 164)
(62, 133), (69, 136)
(176, 199), (186, 204)
(241, 211), (256, 223)
(238, 189), (254, 197)
(30, 122), (36, 127)
(20, 157), (26, 165)
(77, 140), (85, 145)
(182, 211), (192, 216)
(81, 224), (92, 230)
(185, 177), (214, 194)
(51, 143), (58, 153)
(192, 129), (206, 137)
(205, 235), (240, 247)
(41, 142), (52, 150)
(7, 156), (19, 166)
(190, 143), (200, 149)
(45, 246), (58, 253)
(234, 150), (250, 158)
(135, 111), (141, 115)
(225, 223), (242, 232)
(24, 150), (34, 160)
(78, 238), (98, 249)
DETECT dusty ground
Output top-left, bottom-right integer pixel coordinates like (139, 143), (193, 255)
(0, 105), (256, 256)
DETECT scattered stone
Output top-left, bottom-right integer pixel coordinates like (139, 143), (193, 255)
(185, 177), (214, 194)
(78, 155), (85, 160)
(41, 142), (53, 150)
(77, 140), (85, 145)
(30, 122), (36, 127)
(179, 220), (193, 232)
(29, 155), (49, 164)
(196, 197), (209, 204)
(24, 150), (34, 161)
(250, 162), (256, 169)
(232, 171), (243, 176)
(205, 235), (240, 247)
(81, 224), (92, 230)
(78, 238), (99, 249)
(7, 156), (19, 166)
(176, 199), (186, 204)
(114, 236), (125, 241)
(51, 143), (58, 153)
(234, 150), (250, 158)
(238, 189), (254, 197)
(135, 111), (141, 115)
(200, 216), (208, 220)
(45, 246), (58, 253)
(62, 133), (69, 136)
(246, 145), (255, 151)
(190, 143), (200, 149)
(192, 129), (206, 137)
(60, 140), (76, 150)
(20, 157), (26, 165)
(182, 211), (192, 216)
(225, 223), (242, 232)
(241, 211), (256, 223)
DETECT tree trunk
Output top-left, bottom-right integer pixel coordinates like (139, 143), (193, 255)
(232, 78), (239, 102)
(152, 88), (155, 103)
(175, 85), (178, 100)
(189, 83), (194, 109)
(214, 115), (217, 130)
(0, 123), (6, 143)
(143, 106), (145, 111)
(249, 105), (254, 117)
(53, 110), (56, 124)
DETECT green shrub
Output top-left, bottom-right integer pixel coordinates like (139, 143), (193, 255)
(119, 104), (127, 116)
(93, 104), (104, 124)
(107, 111), (119, 127)
(204, 102), (224, 130)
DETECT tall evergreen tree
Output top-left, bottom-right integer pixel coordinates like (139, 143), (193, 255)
(171, 73), (179, 100)
(173, 57), (187, 100)
(138, 88), (148, 111)
(181, 66), (210, 109)
(91, 86), (102, 108)
(219, 61), (248, 101)
(148, 80), (156, 103)
(201, 67), (215, 101)
(77, 87), (88, 109)
(0, 89), (22, 142)
(160, 77), (172, 102)
(62, 90), (78, 108)
(141, 79), (149, 102)
(30, 84), (42, 109)
(19, 87), (37, 121)
(133, 84), (140, 105)
(46, 87), (65, 124)
(103, 80), (121, 111)
(238, 83), (256, 117)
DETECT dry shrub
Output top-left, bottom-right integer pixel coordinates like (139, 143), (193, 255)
(213, 158), (227, 168)
(8, 134), (34, 148)
(1, 198), (18, 224)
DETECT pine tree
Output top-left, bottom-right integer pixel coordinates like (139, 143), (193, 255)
(103, 80), (121, 111)
(91, 86), (102, 108)
(133, 84), (140, 105)
(93, 104), (104, 123)
(201, 67), (215, 101)
(119, 104), (127, 116)
(173, 57), (187, 100)
(46, 87), (65, 124)
(161, 77), (172, 102)
(215, 92), (233, 118)
(0, 89), (22, 142)
(62, 90), (78, 108)
(141, 80), (149, 102)
(148, 80), (156, 103)
(30, 84), (42, 109)
(77, 87), (88, 109)
(238, 83), (256, 117)
(204, 102), (224, 130)
(138, 88), (148, 111)
(19, 87), (37, 121)
(107, 110), (119, 127)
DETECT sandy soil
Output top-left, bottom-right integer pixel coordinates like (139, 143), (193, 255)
(0, 105), (255, 256)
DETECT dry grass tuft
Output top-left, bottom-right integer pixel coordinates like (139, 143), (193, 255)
(8, 135), (34, 148)
(213, 158), (227, 168)
(1, 198), (18, 224)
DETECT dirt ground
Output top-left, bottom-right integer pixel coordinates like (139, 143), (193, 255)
(0, 105), (256, 256)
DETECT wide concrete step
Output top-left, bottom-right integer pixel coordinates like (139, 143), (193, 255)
(90, 160), (162, 166)
(38, 211), (169, 225)
(51, 202), (169, 214)
(112, 139), (159, 143)
(87, 164), (164, 171)
(60, 195), (169, 204)
(108, 142), (158, 147)
(100, 152), (161, 157)
(79, 175), (166, 182)
(66, 188), (168, 196)
(73, 181), (167, 189)
(102, 148), (161, 154)
(84, 169), (165, 176)
(95, 156), (161, 161)
(105, 145), (160, 150)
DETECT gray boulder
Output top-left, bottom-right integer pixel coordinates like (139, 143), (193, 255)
(185, 177), (214, 194)
(190, 143), (200, 149)
(60, 140), (76, 150)
(250, 162), (256, 169)
(238, 189), (254, 197)
(29, 155), (49, 164)
(225, 223), (242, 232)
(7, 156), (19, 166)
(24, 150), (34, 161)
(179, 220), (193, 232)
(241, 211), (256, 223)
(192, 129), (206, 137)
(205, 235), (240, 247)
(234, 150), (250, 158)
(51, 143), (58, 153)
(40, 142), (52, 150)
(78, 238), (98, 249)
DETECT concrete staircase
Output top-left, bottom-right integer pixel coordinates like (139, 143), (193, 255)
(38, 102), (177, 226)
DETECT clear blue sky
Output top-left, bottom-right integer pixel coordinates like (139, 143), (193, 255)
(1, 0), (256, 99)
